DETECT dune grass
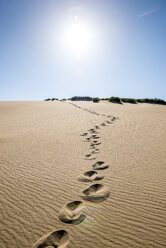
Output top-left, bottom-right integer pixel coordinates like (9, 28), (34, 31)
(108, 97), (121, 104)
(121, 98), (137, 104)
(44, 96), (166, 105)
(70, 96), (92, 101)
(93, 98), (100, 103)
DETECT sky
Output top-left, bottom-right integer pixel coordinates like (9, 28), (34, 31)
(0, 0), (166, 100)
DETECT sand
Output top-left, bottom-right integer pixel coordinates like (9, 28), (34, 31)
(0, 100), (166, 248)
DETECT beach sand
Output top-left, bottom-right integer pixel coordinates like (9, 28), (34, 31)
(0, 100), (166, 248)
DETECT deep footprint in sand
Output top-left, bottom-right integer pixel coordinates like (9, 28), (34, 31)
(81, 184), (110, 203)
(85, 154), (92, 158)
(101, 123), (106, 126)
(91, 150), (99, 154)
(91, 135), (100, 139)
(92, 161), (109, 170)
(95, 125), (100, 129)
(33, 230), (69, 248)
(90, 142), (101, 147)
(90, 144), (99, 149)
(81, 132), (88, 136)
(88, 129), (97, 134)
(78, 170), (104, 182)
(85, 157), (96, 161)
(58, 201), (86, 225)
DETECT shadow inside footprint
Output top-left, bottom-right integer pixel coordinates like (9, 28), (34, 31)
(81, 184), (110, 203)
(101, 123), (106, 126)
(85, 154), (91, 157)
(91, 135), (100, 139)
(84, 170), (97, 177)
(91, 150), (99, 154)
(95, 125), (100, 129)
(81, 133), (88, 136)
(85, 137), (91, 142)
(93, 142), (101, 146)
(58, 201), (86, 225)
(92, 161), (109, 170)
(78, 170), (104, 182)
(33, 230), (69, 248)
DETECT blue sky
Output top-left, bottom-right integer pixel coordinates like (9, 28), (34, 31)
(0, 0), (166, 100)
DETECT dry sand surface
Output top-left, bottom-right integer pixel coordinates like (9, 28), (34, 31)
(0, 100), (166, 248)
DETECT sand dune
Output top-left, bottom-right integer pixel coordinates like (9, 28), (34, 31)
(0, 100), (166, 247)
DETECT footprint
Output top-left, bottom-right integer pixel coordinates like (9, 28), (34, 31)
(81, 132), (88, 136)
(91, 150), (99, 154)
(93, 142), (101, 146)
(33, 230), (69, 248)
(81, 184), (110, 203)
(85, 154), (91, 158)
(85, 157), (96, 161)
(92, 161), (109, 170)
(95, 125), (100, 129)
(90, 142), (101, 149)
(88, 129), (97, 134)
(78, 170), (104, 182)
(90, 143), (99, 148)
(91, 135), (100, 140)
(101, 123), (106, 126)
(58, 201), (86, 225)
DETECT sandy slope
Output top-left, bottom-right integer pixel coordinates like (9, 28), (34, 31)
(0, 101), (166, 248)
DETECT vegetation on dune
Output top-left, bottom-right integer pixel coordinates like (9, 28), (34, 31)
(121, 98), (137, 104)
(154, 98), (166, 104)
(108, 97), (122, 104)
(93, 98), (100, 103)
(137, 98), (154, 103)
(137, 98), (166, 104)
(70, 96), (92, 101)
(44, 98), (59, 101)
(44, 96), (166, 105)
(44, 98), (51, 101)
(51, 98), (59, 101)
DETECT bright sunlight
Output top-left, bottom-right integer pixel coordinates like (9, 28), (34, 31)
(64, 16), (94, 60)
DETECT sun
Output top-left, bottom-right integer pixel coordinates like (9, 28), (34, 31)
(64, 17), (93, 59)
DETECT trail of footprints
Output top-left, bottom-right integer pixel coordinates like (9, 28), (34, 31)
(33, 103), (118, 248)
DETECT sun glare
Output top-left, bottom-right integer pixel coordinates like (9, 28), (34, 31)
(64, 17), (93, 60)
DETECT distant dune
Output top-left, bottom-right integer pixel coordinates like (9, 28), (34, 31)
(0, 101), (166, 248)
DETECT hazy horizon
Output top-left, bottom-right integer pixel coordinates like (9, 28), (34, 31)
(0, 0), (166, 100)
